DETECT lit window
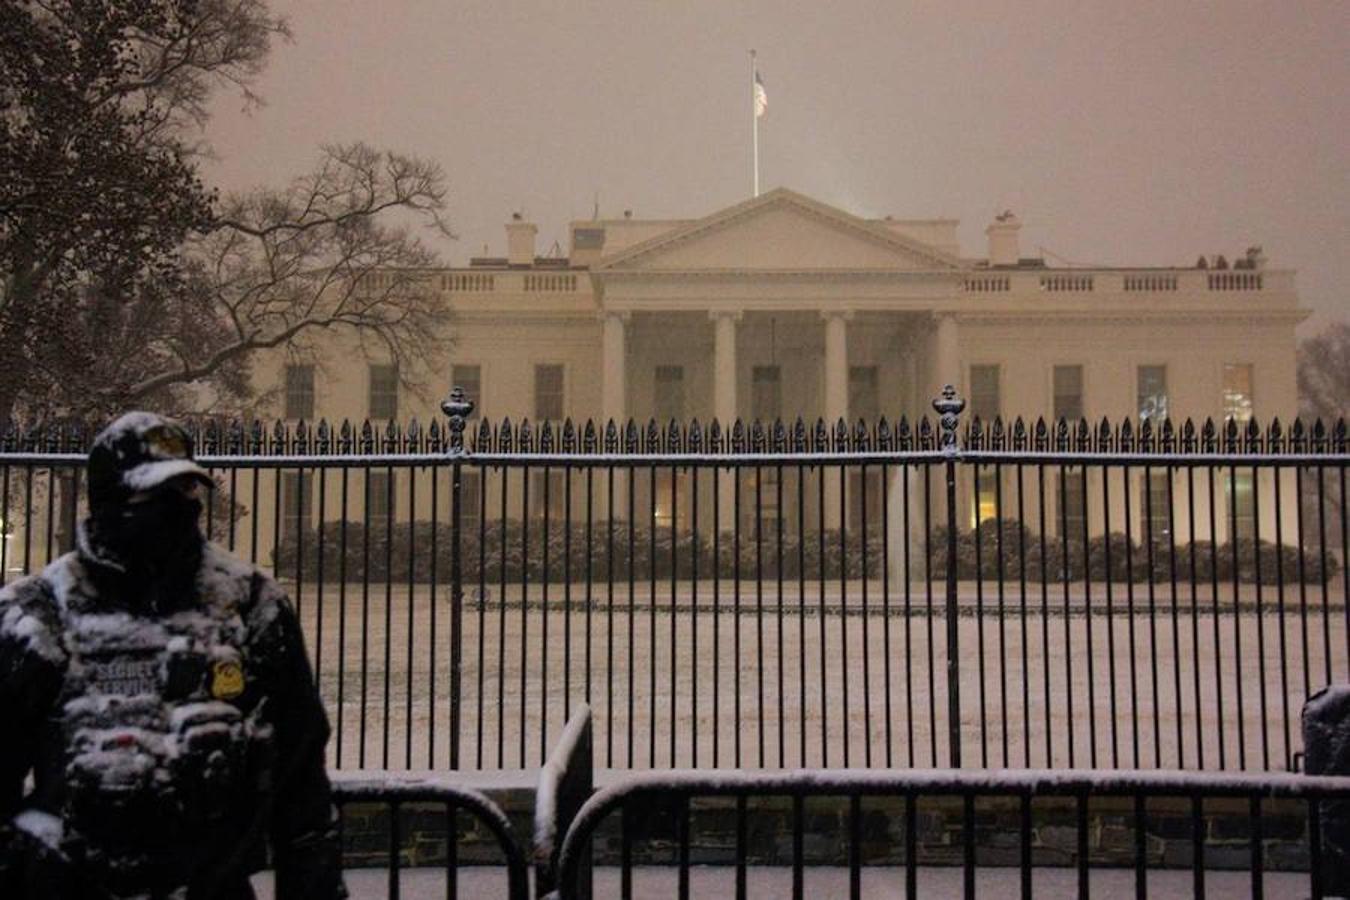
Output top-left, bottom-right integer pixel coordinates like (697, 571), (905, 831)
(751, 366), (781, 421)
(1137, 365), (1168, 421)
(969, 365), (1000, 421)
(535, 365), (564, 421)
(848, 366), (880, 422)
(369, 363), (398, 420)
(451, 364), (481, 418)
(654, 366), (685, 422)
(972, 469), (998, 527)
(1223, 363), (1254, 424)
(653, 469), (691, 531)
(1053, 365), (1084, 422)
(284, 364), (315, 420)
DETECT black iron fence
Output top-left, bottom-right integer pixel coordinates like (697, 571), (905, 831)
(1, 388), (1346, 773)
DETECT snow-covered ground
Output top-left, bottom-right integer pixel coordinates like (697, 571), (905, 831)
(286, 579), (1347, 773)
(251, 864), (1311, 899)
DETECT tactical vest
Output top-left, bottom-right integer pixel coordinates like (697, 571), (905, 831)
(43, 553), (274, 897)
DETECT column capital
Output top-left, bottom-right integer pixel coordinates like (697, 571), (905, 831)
(708, 309), (744, 323)
(819, 308), (855, 322)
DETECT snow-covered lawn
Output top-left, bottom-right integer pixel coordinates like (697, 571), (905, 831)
(286, 579), (1347, 773)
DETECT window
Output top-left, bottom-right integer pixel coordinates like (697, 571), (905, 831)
(1058, 467), (1086, 538)
(1053, 365), (1084, 423)
(969, 365), (1000, 422)
(848, 366), (880, 423)
(653, 469), (691, 531)
(654, 366), (685, 422)
(1229, 471), (1255, 542)
(1137, 365), (1168, 421)
(367, 471), (396, 522)
(530, 470), (565, 520)
(751, 365), (781, 421)
(1223, 363), (1254, 424)
(741, 467), (783, 532)
(972, 468), (999, 527)
(284, 364), (315, 420)
(534, 364), (564, 421)
(451, 364), (481, 418)
(1143, 470), (1172, 542)
(368, 363), (398, 420)
(281, 472), (311, 537)
(848, 469), (884, 532)
(458, 471), (482, 536)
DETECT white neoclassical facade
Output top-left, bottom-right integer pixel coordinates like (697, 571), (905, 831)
(251, 188), (1305, 547)
(270, 187), (1301, 442)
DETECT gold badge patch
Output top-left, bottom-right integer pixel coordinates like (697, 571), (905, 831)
(211, 661), (245, 699)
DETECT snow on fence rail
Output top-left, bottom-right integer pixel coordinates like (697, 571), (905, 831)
(1, 388), (1347, 773)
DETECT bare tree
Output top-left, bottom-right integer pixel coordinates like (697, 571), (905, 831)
(3, 3), (454, 422)
(1297, 320), (1348, 553)
(113, 142), (452, 414)
(1298, 321), (1350, 425)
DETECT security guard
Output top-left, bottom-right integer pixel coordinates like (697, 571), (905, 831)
(0, 412), (345, 898)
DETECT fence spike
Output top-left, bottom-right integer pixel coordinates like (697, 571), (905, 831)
(582, 420), (598, 454)
(668, 419), (683, 453)
(731, 419), (747, 453)
(1033, 417), (1049, 451)
(812, 418), (828, 454)
(1200, 418), (1216, 452)
(876, 416), (892, 451)
(1159, 418), (1174, 451)
(687, 418), (702, 453)
(1334, 419), (1347, 453)
(708, 419), (723, 454)
(916, 416), (933, 451)
(624, 420), (639, 453)
(792, 417), (807, 453)
(519, 418), (534, 453)
(603, 419), (617, 454)
(750, 419), (766, 453)
(539, 420), (554, 453)
(1289, 417), (1305, 451)
(562, 419), (577, 453)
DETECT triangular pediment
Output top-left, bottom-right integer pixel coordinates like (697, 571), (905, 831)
(597, 188), (962, 272)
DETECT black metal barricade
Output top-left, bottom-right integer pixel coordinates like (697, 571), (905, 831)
(549, 768), (1350, 900)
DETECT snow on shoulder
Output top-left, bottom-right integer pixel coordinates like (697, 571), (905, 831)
(0, 574), (65, 664)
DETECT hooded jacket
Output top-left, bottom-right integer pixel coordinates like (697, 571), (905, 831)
(0, 528), (346, 899)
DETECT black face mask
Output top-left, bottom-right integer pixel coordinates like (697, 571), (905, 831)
(90, 489), (204, 582)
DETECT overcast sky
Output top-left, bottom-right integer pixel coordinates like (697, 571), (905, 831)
(203, 0), (1349, 333)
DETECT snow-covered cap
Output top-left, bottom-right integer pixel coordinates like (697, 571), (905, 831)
(88, 412), (212, 508)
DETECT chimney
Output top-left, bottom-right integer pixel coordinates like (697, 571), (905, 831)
(506, 212), (537, 267)
(985, 210), (1021, 267)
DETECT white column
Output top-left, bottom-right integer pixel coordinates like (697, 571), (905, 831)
(823, 311), (850, 423)
(822, 310), (851, 530)
(711, 310), (741, 535)
(601, 311), (628, 425)
(712, 311), (740, 425)
(933, 311), (960, 395)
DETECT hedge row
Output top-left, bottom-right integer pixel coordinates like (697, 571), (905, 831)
(272, 518), (1340, 585)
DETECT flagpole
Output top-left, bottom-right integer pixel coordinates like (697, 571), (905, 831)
(750, 49), (759, 198)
